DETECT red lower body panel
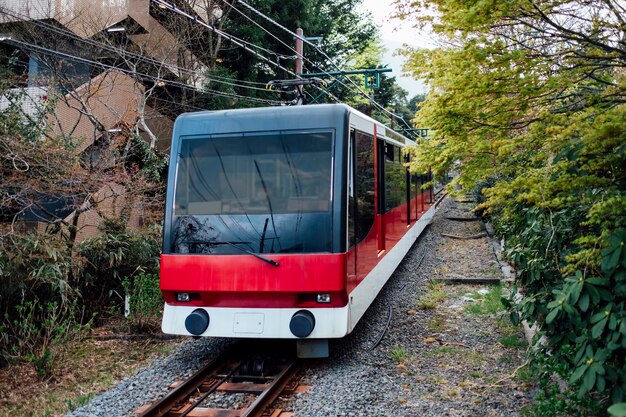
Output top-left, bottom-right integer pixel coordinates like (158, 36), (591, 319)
(160, 252), (348, 308)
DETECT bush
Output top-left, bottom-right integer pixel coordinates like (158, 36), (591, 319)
(484, 126), (626, 409)
(122, 272), (163, 332)
(0, 297), (91, 378)
(79, 217), (161, 313)
(0, 218), (162, 372)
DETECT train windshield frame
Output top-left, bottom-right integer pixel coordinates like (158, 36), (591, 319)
(169, 129), (335, 255)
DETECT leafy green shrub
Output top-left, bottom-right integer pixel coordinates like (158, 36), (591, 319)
(0, 233), (85, 372)
(0, 297), (91, 378)
(122, 273), (163, 331)
(0, 55), (166, 373)
(520, 344), (603, 417)
(79, 218), (161, 311)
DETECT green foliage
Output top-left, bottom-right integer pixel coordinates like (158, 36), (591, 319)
(79, 217), (161, 308)
(397, 0), (626, 412)
(463, 285), (504, 316)
(199, 67), (241, 110)
(65, 393), (96, 412)
(390, 346), (410, 363)
(215, 0), (377, 105)
(521, 344), (603, 417)
(609, 403), (626, 417)
(499, 335), (527, 349)
(125, 135), (168, 183)
(0, 233), (75, 306)
(416, 281), (447, 309)
(122, 273), (163, 331)
(0, 298), (91, 378)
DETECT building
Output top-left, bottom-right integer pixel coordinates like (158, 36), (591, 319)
(0, 0), (215, 241)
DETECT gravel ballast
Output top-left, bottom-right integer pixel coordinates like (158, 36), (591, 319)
(66, 196), (531, 417)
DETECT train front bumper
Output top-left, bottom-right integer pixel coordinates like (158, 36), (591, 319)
(162, 303), (350, 339)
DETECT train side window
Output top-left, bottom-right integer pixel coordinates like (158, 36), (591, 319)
(354, 131), (375, 245)
(384, 143), (407, 212)
(385, 142), (395, 162)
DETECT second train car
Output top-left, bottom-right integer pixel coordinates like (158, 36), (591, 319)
(160, 103), (439, 357)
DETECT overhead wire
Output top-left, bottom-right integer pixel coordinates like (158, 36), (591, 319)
(0, 6), (272, 92)
(152, 0), (297, 77)
(2, 1), (411, 121)
(151, 0), (340, 103)
(225, 0), (346, 103)
(0, 37), (286, 106)
(235, 0), (418, 137)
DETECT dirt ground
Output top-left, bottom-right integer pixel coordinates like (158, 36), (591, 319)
(0, 325), (180, 417)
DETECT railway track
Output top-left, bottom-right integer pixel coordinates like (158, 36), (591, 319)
(135, 342), (302, 417)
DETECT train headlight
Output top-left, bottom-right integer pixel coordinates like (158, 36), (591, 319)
(176, 292), (191, 302)
(316, 293), (331, 303)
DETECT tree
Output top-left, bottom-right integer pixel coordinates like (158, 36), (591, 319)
(397, 0), (626, 411)
(207, 0), (378, 103)
(407, 93), (426, 113)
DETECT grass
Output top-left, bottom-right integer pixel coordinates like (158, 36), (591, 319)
(0, 335), (179, 417)
(468, 370), (484, 379)
(416, 281), (448, 309)
(464, 284), (505, 315)
(433, 345), (461, 355)
(390, 346), (411, 363)
(499, 335), (528, 349)
(65, 392), (96, 411)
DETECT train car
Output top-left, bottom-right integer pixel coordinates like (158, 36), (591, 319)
(160, 103), (439, 357)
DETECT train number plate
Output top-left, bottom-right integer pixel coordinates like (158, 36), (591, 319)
(233, 313), (265, 334)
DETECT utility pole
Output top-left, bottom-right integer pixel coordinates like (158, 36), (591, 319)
(295, 28), (304, 105)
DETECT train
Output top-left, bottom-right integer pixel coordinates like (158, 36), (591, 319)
(159, 103), (440, 357)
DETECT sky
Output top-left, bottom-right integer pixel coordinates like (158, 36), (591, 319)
(356, 0), (434, 97)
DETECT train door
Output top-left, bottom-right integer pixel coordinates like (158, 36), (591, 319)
(376, 138), (386, 252)
(350, 129), (377, 282)
(401, 148), (411, 225)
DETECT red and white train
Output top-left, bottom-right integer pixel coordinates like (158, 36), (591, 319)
(160, 104), (439, 357)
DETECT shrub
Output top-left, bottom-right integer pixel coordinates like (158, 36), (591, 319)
(0, 297), (91, 378)
(122, 272), (163, 331)
(79, 218), (161, 313)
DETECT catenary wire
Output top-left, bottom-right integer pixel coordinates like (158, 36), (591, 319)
(0, 6), (273, 91)
(151, 0), (340, 103)
(0, 37), (286, 105)
(235, 0), (418, 136)
(152, 0), (297, 76)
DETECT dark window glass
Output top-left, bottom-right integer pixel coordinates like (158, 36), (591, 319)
(175, 131), (332, 215)
(171, 131), (334, 254)
(384, 144), (407, 212)
(354, 131), (375, 245)
(410, 174), (418, 200)
(385, 142), (395, 162)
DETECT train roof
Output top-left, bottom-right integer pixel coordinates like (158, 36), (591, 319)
(172, 103), (413, 146)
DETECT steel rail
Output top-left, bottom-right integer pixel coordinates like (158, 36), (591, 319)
(240, 359), (300, 417)
(137, 351), (239, 417)
(136, 343), (300, 417)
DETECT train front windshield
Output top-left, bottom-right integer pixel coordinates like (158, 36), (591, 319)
(170, 130), (334, 254)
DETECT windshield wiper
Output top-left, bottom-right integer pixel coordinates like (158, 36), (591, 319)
(183, 240), (279, 267)
(259, 218), (269, 253)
